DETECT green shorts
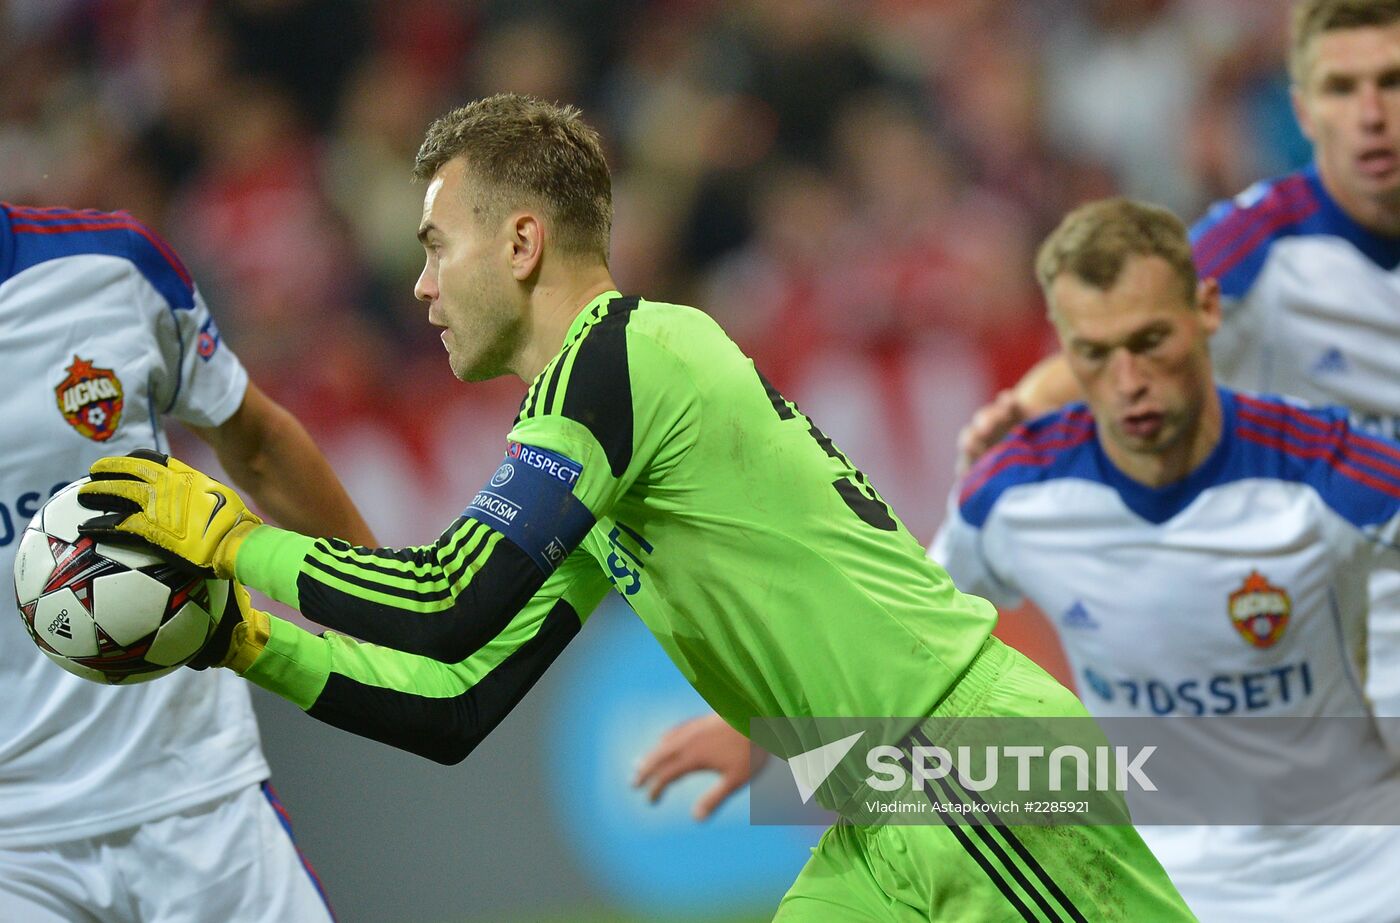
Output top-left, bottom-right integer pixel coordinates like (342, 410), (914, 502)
(774, 636), (1195, 922)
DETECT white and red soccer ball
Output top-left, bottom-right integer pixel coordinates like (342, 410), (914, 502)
(11, 478), (227, 684)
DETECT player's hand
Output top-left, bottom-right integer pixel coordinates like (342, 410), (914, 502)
(956, 390), (1027, 474)
(76, 449), (262, 580)
(634, 713), (765, 821)
(188, 580), (270, 674)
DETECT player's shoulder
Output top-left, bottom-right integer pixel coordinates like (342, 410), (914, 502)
(957, 404), (1099, 527)
(515, 295), (695, 473)
(623, 296), (732, 353)
(530, 294), (727, 407)
(1, 203), (195, 310)
(1229, 388), (1400, 527)
(1189, 167), (1324, 299)
(560, 294), (718, 356)
(516, 293), (738, 476)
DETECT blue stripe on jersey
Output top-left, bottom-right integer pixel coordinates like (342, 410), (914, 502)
(0, 206), (11, 279)
(1189, 170), (1319, 298)
(1, 203), (196, 311)
(1189, 165), (1400, 299)
(958, 409), (1098, 527)
(1346, 426), (1400, 476)
(959, 388), (1400, 529)
(260, 782), (338, 920)
(1240, 398), (1400, 479)
(1233, 392), (1400, 527)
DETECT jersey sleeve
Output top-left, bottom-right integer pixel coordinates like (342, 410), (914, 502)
(1344, 438), (1400, 574)
(927, 489), (1024, 609)
(130, 220), (248, 428)
(241, 548), (612, 764)
(236, 514), (563, 665)
(232, 296), (696, 664)
(1258, 404), (1400, 571)
(1189, 195), (1268, 389)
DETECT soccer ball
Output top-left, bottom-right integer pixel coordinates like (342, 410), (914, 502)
(11, 477), (227, 684)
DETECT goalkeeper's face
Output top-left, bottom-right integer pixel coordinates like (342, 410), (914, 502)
(415, 159), (527, 382)
(1051, 254), (1221, 482)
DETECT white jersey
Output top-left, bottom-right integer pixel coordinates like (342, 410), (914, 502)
(0, 204), (268, 847)
(1192, 164), (1400, 433)
(931, 388), (1400, 922)
(1191, 166), (1400, 739)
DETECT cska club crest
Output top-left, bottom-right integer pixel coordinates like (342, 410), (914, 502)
(55, 355), (124, 442)
(1228, 570), (1291, 648)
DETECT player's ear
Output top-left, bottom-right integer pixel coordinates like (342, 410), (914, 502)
(1291, 84), (1316, 144)
(1196, 277), (1222, 336)
(509, 211), (544, 281)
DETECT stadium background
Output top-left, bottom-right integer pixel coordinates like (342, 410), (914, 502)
(2, 1), (1308, 920)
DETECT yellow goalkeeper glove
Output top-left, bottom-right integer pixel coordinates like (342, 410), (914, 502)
(77, 449), (262, 580)
(188, 580), (270, 674)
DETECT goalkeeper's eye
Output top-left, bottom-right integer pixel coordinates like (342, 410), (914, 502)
(1077, 344), (1109, 363)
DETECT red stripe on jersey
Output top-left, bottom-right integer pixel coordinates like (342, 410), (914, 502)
(1234, 393), (1335, 433)
(11, 217), (193, 289)
(8, 205), (110, 219)
(959, 426), (1095, 503)
(261, 783), (338, 921)
(1237, 407), (1400, 485)
(1195, 178), (1317, 279)
(1236, 393), (1400, 467)
(1237, 428), (1400, 501)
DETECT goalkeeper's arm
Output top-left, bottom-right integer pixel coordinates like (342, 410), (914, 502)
(236, 516), (556, 664)
(210, 550), (609, 764)
(79, 451), (583, 664)
(78, 451), (614, 760)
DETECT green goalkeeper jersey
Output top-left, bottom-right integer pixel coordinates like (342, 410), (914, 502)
(237, 292), (997, 762)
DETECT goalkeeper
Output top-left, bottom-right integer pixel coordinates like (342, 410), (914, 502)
(79, 93), (1193, 921)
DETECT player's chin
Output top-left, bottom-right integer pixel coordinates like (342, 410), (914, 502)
(443, 347), (474, 381)
(453, 357), (501, 383)
(1109, 424), (1168, 455)
(1347, 154), (1400, 194)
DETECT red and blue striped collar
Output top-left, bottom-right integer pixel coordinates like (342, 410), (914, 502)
(960, 387), (1400, 528)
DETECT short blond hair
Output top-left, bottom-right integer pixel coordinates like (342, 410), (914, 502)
(1035, 198), (1197, 308)
(1290, 0), (1400, 84)
(415, 93), (612, 259)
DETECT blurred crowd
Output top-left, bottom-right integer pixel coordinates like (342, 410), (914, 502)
(1, 0), (1309, 440)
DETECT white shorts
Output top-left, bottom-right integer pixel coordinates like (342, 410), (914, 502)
(0, 781), (334, 923)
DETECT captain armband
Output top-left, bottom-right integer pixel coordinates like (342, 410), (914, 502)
(464, 442), (596, 574)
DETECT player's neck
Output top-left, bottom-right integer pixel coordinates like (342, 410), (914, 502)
(1317, 167), (1400, 237)
(1103, 389), (1224, 489)
(513, 269), (618, 382)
